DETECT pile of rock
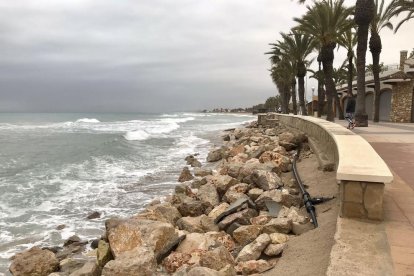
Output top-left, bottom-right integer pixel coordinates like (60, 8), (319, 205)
(9, 121), (314, 276)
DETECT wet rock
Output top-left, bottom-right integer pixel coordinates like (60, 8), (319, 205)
(101, 246), (156, 276)
(199, 246), (235, 271)
(56, 224), (66, 230)
(106, 218), (178, 258)
(90, 239), (100, 249)
(262, 218), (293, 234)
(207, 148), (224, 162)
(97, 240), (113, 268)
(86, 211), (101, 220)
(207, 203), (230, 221)
(251, 170), (283, 191)
(235, 259), (273, 275)
(64, 235), (82, 247)
(269, 233), (289, 244)
(179, 167), (194, 182)
(197, 183), (220, 206)
(9, 247), (59, 276)
(194, 168), (213, 177)
(264, 243), (287, 256)
(218, 208), (258, 230)
(232, 225), (263, 245)
(235, 233), (271, 262)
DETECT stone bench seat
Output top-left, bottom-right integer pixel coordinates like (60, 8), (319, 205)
(262, 113), (393, 220)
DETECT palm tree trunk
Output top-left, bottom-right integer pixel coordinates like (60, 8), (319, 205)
(292, 79), (298, 115)
(354, 0), (374, 127)
(334, 91), (345, 120)
(321, 43), (336, 122)
(347, 51), (354, 96)
(317, 60), (324, 117)
(298, 76), (308, 115)
(370, 32), (382, 122)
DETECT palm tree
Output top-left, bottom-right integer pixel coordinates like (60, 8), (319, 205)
(388, 0), (414, 31)
(309, 58), (326, 117)
(294, 0), (354, 121)
(338, 27), (357, 98)
(277, 31), (316, 115)
(266, 45), (296, 114)
(354, 0), (375, 126)
(370, 0), (395, 122)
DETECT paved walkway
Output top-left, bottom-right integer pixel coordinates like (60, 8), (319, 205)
(336, 120), (414, 275)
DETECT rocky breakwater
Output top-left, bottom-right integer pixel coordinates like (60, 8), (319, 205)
(9, 120), (314, 276)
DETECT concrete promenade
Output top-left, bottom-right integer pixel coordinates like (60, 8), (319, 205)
(337, 120), (414, 275)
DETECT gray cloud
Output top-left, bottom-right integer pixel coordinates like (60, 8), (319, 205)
(0, 0), (412, 112)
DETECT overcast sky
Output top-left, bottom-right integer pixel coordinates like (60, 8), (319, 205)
(0, 0), (413, 112)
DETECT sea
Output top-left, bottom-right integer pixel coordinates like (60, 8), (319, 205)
(0, 112), (255, 273)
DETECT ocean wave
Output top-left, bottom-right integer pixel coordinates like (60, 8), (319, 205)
(123, 130), (150, 141)
(75, 118), (100, 123)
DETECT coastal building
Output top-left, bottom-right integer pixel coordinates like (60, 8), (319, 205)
(307, 50), (414, 122)
(335, 50), (414, 123)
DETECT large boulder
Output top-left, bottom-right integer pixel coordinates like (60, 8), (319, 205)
(194, 168), (213, 177)
(177, 199), (210, 217)
(207, 203), (230, 221)
(278, 131), (307, 151)
(218, 209), (258, 230)
(176, 215), (218, 233)
(247, 188), (263, 201)
(232, 225), (263, 245)
(264, 243), (287, 256)
(206, 175), (239, 195)
(251, 170), (283, 191)
(269, 233), (289, 244)
(235, 233), (271, 262)
(9, 247), (59, 276)
(228, 144), (245, 157)
(207, 148), (224, 162)
(134, 203), (182, 225)
(197, 183), (220, 207)
(235, 260), (273, 275)
(101, 246), (156, 276)
(70, 261), (100, 276)
(199, 246), (235, 271)
(178, 167), (194, 182)
(222, 183), (249, 204)
(262, 218), (293, 234)
(176, 232), (234, 254)
(97, 240), (113, 268)
(191, 177), (208, 189)
(162, 251), (192, 273)
(259, 151), (291, 172)
(105, 218), (178, 258)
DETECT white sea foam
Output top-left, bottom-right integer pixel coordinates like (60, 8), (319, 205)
(75, 118), (100, 123)
(123, 130), (150, 141)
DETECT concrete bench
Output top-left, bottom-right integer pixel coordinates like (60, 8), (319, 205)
(266, 114), (393, 220)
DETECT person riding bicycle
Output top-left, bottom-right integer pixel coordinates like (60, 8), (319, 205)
(345, 92), (356, 129)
